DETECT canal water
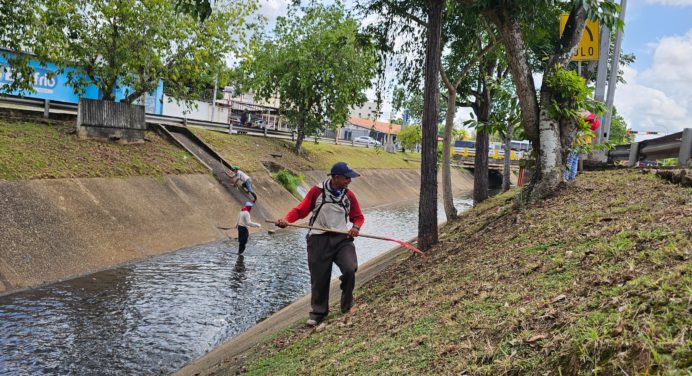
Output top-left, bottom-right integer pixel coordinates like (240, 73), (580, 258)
(0, 198), (472, 375)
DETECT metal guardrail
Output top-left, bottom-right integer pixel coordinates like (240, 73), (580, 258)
(0, 95), (376, 147)
(608, 129), (692, 167)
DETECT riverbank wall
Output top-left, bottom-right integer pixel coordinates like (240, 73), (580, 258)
(0, 168), (474, 294)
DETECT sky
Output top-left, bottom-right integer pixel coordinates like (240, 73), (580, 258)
(254, 0), (692, 138)
(615, 0), (692, 139)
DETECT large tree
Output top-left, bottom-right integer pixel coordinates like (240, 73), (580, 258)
(241, 4), (378, 153)
(2, 0), (258, 103)
(361, 0), (461, 249)
(416, 0), (445, 250)
(474, 0), (622, 201)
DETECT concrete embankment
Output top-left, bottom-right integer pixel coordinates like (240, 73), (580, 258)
(0, 168), (473, 295)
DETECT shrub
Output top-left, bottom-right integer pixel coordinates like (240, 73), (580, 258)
(272, 168), (304, 197)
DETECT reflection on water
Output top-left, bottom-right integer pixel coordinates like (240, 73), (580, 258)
(0, 198), (471, 375)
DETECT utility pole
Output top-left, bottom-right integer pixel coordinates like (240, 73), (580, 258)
(603, 0), (628, 142)
(211, 74), (218, 122)
(593, 3), (612, 144)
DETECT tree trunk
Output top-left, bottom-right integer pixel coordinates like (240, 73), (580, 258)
(531, 106), (564, 196)
(473, 59), (494, 205)
(294, 126), (305, 154)
(441, 89), (458, 221)
(502, 122), (513, 191)
(473, 127), (489, 205)
(418, 0), (444, 251)
(486, 8), (539, 144)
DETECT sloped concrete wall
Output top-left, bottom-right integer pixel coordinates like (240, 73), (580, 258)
(0, 174), (237, 294)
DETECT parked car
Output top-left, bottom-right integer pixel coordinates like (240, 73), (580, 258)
(353, 136), (382, 146)
(253, 119), (267, 129)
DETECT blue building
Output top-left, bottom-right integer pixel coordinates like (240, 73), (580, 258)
(0, 50), (163, 114)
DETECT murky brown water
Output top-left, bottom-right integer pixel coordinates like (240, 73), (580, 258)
(0, 198), (472, 375)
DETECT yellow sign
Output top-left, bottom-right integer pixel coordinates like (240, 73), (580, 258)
(560, 15), (599, 61)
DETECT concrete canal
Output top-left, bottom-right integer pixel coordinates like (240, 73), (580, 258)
(0, 198), (472, 375)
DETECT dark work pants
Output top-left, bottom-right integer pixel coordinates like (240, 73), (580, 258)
(237, 226), (249, 254)
(306, 233), (358, 321)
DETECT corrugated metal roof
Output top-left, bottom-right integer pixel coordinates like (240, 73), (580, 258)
(347, 117), (401, 134)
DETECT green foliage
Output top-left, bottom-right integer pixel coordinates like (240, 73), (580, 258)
(2, 0), (260, 104)
(240, 3), (378, 152)
(174, 0), (212, 22)
(271, 169), (304, 197)
(659, 158), (679, 167)
(397, 125), (422, 152)
(389, 88), (446, 126)
(0, 0), (41, 93)
(607, 108), (633, 145)
(545, 66), (596, 121)
(489, 79), (523, 141)
(453, 127), (470, 141)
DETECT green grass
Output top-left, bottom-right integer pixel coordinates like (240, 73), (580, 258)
(0, 116), (208, 179)
(228, 170), (691, 375)
(272, 168), (304, 198)
(191, 128), (420, 173)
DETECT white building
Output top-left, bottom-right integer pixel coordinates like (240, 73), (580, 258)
(348, 101), (381, 120)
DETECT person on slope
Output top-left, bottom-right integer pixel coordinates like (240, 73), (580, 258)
(230, 166), (257, 202)
(236, 201), (261, 254)
(275, 162), (364, 327)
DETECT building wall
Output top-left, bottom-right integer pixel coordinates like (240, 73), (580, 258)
(0, 52), (164, 114)
(348, 101), (381, 120)
(161, 95), (230, 123)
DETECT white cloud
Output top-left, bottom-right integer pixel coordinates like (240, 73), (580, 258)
(257, 0), (290, 26)
(614, 31), (692, 135)
(645, 0), (692, 5)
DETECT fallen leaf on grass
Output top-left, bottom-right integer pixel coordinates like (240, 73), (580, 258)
(551, 294), (567, 304)
(526, 334), (547, 343)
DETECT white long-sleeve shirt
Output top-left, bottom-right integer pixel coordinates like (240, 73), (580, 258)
(237, 210), (261, 228)
(236, 170), (250, 183)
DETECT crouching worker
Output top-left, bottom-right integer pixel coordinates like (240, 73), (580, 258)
(237, 201), (261, 254)
(275, 162), (364, 327)
(230, 166), (257, 202)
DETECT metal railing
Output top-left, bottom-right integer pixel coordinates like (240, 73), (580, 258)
(608, 129), (692, 167)
(0, 95), (376, 147)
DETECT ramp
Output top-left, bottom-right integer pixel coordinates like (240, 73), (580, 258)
(153, 124), (272, 220)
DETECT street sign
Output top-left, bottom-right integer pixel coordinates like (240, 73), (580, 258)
(559, 15), (600, 61)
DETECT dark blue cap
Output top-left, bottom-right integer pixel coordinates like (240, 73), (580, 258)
(329, 162), (360, 178)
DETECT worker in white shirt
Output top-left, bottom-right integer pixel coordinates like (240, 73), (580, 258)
(230, 166), (257, 202)
(236, 201), (261, 254)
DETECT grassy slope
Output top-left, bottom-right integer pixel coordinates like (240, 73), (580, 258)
(192, 129), (420, 173)
(236, 170), (691, 375)
(0, 116), (207, 179)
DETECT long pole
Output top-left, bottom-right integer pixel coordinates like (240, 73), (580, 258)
(593, 3), (612, 144)
(265, 220), (425, 256)
(211, 74), (218, 122)
(603, 0), (628, 142)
